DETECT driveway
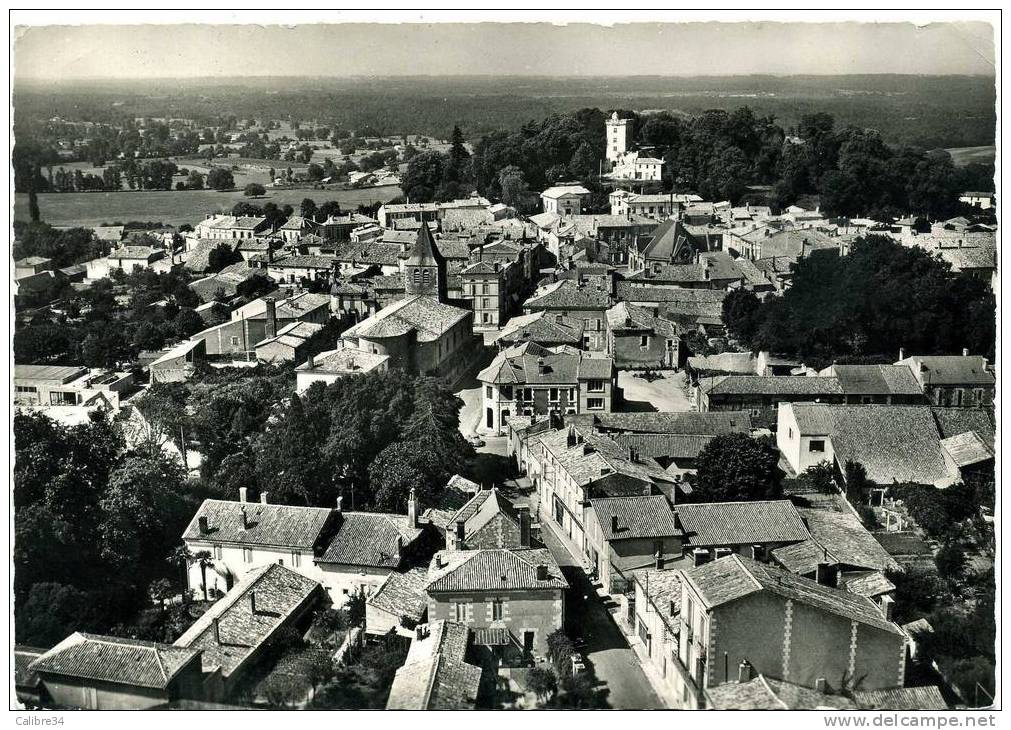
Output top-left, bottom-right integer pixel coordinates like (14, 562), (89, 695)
(540, 520), (665, 710)
(618, 370), (693, 413)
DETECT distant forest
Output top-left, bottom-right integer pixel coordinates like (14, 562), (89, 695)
(13, 74), (996, 149)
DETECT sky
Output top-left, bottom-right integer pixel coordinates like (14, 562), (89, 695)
(13, 21), (996, 80)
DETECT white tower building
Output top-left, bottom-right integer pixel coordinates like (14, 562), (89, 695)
(605, 111), (631, 164)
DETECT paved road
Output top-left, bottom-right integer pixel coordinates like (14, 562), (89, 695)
(540, 521), (665, 710)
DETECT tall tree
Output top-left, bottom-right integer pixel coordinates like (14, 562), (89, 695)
(690, 434), (783, 503)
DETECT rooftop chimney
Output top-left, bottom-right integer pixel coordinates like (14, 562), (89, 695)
(306, 352), (316, 369)
(692, 548), (711, 567)
(962, 348), (970, 357)
(654, 549), (665, 570)
(611, 514), (620, 533)
(335, 495), (343, 513)
(239, 487), (248, 503)
(435, 553), (445, 569)
(240, 506), (249, 530)
(815, 677), (827, 694)
(198, 516), (209, 534)
(260, 492), (269, 505)
(566, 425), (577, 448)
(517, 506), (531, 547)
(529, 412), (537, 425)
(898, 347), (905, 361)
(249, 591), (257, 614)
(738, 659), (754, 683)
(535, 564), (549, 581)
(880, 594), (895, 622)
(265, 297), (277, 339)
(407, 487), (419, 528)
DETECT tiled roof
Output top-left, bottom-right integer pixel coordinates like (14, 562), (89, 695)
(940, 431), (994, 467)
(707, 675), (858, 710)
(589, 411), (753, 435)
(798, 508), (901, 573)
(843, 571), (896, 599)
(367, 567), (429, 624)
(605, 301), (680, 338)
(640, 219), (713, 261)
(14, 646), (45, 688)
(683, 555), (902, 634)
(702, 375), (844, 396)
(897, 355), (994, 386)
(676, 500), (810, 547)
(174, 563), (323, 678)
(182, 499), (334, 550)
(386, 621), (482, 710)
(687, 352), (757, 374)
(591, 495), (678, 540)
(495, 311), (585, 346)
(611, 433), (716, 460)
(319, 512), (424, 568)
(931, 407), (995, 446)
(30, 633), (200, 690)
(541, 185), (590, 199)
(634, 568), (684, 622)
(478, 342), (614, 386)
(791, 404), (955, 486)
(451, 489), (520, 540)
(828, 365), (924, 396)
(537, 426), (676, 491)
(295, 347), (389, 374)
(242, 292), (331, 322)
(426, 548), (567, 592)
(852, 686), (947, 711)
(254, 320), (323, 349)
(616, 281), (727, 304)
(343, 295), (470, 344)
(331, 240), (404, 267)
(422, 476), (480, 532)
(268, 254), (335, 269)
(523, 280), (611, 311)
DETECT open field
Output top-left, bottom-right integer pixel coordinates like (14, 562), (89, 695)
(14, 185), (402, 228)
(944, 145), (996, 167)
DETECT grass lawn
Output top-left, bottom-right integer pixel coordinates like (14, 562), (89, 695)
(944, 145), (996, 167)
(15, 185), (402, 229)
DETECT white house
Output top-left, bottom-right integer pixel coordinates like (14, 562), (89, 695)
(181, 489), (429, 607)
(958, 191), (995, 210)
(540, 185), (591, 217)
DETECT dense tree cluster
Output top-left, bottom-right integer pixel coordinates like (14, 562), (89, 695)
(723, 236), (996, 366)
(14, 266), (203, 367)
(399, 107), (993, 220)
(14, 411), (199, 645)
(688, 433), (783, 502)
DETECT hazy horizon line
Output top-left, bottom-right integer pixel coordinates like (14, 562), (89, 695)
(14, 71), (998, 83)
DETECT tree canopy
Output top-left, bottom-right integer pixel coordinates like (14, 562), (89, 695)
(738, 236), (995, 365)
(689, 433), (783, 503)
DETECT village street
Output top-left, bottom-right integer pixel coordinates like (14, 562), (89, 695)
(538, 516), (665, 710)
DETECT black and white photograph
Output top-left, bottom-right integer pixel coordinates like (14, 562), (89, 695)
(7, 10), (1001, 716)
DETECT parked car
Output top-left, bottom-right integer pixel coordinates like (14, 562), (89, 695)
(466, 434), (486, 448)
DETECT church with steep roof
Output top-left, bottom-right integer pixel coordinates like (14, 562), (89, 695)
(334, 222), (477, 384)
